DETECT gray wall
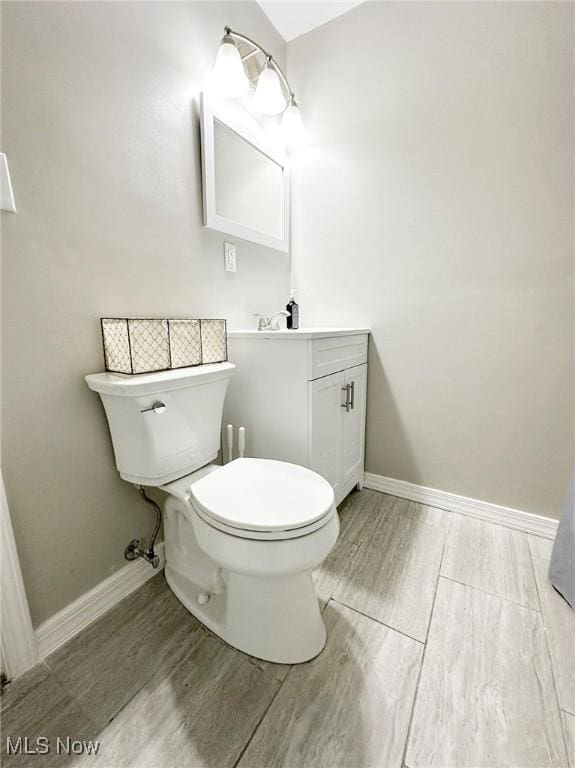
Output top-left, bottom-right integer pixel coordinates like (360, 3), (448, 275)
(1, 1), (288, 625)
(288, 2), (575, 518)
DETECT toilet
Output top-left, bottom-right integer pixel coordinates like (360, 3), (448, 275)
(85, 362), (339, 664)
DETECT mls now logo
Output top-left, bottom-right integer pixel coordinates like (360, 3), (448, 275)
(6, 737), (101, 755)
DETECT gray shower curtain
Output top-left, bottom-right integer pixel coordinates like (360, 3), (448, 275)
(549, 470), (575, 609)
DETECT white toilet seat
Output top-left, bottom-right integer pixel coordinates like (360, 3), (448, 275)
(192, 503), (335, 540)
(188, 457), (336, 541)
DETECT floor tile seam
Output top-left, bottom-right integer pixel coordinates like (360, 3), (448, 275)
(399, 534), (446, 768)
(545, 655), (572, 763)
(329, 598), (425, 645)
(230, 662), (294, 768)
(320, 577), (344, 611)
(559, 713), (574, 768)
(528, 540), (546, 612)
(438, 574), (541, 613)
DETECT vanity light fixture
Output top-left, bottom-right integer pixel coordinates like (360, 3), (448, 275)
(211, 32), (251, 97)
(281, 95), (309, 149)
(252, 58), (287, 115)
(211, 27), (308, 148)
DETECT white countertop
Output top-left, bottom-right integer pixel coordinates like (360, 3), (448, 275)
(227, 327), (370, 340)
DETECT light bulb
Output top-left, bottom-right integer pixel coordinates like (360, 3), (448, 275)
(211, 34), (250, 98)
(281, 99), (309, 149)
(251, 61), (287, 115)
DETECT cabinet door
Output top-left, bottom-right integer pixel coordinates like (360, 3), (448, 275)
(342, 364), (367, 487)
(308, 370), (346, 496)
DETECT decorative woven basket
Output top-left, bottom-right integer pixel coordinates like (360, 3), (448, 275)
(100, 317), (227, 374)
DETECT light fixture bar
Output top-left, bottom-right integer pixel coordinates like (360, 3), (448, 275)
(224, 26), (294, 100)
(240, 48), (260, 64)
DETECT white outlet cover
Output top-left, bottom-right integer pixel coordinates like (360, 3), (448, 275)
(224, 242), (237, 273)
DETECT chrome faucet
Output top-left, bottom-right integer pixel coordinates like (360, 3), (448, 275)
(254, 311), (290, 331)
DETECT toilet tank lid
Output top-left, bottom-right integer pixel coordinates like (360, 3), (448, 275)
(85, 362), (235, 396)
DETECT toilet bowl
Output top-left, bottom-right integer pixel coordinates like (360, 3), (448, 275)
(85, 363), (339, 664)
(164, 458), (338, 663)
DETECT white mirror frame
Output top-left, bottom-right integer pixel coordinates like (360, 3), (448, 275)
(200, 93), (290, 253)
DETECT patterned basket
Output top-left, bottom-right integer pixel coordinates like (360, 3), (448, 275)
(100, 318), (227, 374)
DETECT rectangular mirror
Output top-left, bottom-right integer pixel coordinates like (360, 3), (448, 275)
(200, 94), (289, 253)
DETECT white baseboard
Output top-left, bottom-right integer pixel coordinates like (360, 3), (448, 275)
(363, 473), (558, 539)
(36, 543), (165, 659)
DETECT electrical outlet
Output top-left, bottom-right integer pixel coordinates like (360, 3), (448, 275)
(224, 242), (236, 272)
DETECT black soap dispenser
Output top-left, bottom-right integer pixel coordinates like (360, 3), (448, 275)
(286, 290), (299, 330)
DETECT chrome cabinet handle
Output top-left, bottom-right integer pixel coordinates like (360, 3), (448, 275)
(140, 401), (166, 415)
(341, 384), (350, 412)
(349, 380), (355, 410)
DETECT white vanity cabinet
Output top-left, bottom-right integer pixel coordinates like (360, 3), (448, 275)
(224, 329), (369, 505)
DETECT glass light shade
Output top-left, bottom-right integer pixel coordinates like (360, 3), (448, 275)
(281, 102), (309, 149)
(251, 63), (287, 115)
(211, 37), (250, 98)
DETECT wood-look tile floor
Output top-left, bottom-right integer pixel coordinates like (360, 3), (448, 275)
(2, 489), (573, 768)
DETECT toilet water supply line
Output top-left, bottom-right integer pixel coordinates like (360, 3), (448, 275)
(124, 487), (162, 568)
(124, 425), (246, 568)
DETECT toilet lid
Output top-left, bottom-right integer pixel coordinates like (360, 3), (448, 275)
(188, 458), (335, 533)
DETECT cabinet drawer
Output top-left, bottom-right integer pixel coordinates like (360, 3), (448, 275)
(308, 334), (368, 380)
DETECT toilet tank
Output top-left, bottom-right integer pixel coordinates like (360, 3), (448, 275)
(85, 363), (235, 486)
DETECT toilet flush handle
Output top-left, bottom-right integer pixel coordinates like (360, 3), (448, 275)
(140, 401), (166, 415)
